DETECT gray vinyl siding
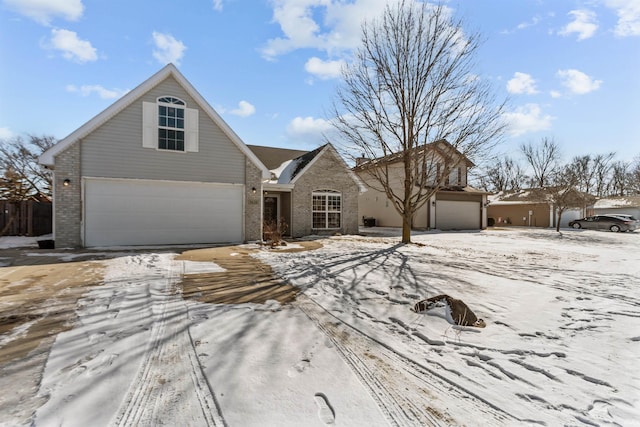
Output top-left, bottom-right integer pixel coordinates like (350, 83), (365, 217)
(81, 76), (245, 183)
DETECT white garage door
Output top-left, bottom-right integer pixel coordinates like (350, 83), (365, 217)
(84, 179), (243, 247)
(436, 201), (480, 230)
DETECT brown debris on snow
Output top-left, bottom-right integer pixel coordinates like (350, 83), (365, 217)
(412, 294), (486, 328)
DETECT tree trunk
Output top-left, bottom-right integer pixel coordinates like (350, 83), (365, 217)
(556, 210), (562, 232)
(1, 213), (16, 236)
(402, 213), (412, 244)
(402, 154), (413, 244)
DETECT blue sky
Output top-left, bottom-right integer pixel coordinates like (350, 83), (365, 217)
(1, 0), (638, 165)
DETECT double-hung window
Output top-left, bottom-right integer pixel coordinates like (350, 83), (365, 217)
(312, 190), (341, 229)
(142, 96), (199, 152)
(157, 97), (185, 151)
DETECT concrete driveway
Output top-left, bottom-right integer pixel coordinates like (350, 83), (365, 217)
(0, 241), (322, 425)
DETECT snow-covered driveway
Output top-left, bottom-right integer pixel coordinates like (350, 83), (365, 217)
(34, 254), (227, 426)
(15, 227), (640, 426)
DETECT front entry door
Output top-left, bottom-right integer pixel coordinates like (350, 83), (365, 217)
(264, 196), (278, 224)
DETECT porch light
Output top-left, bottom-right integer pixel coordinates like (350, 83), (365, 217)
(431, 200), (436, 207)
(63, 179), (71, 187)
(251, 187), (257, 194)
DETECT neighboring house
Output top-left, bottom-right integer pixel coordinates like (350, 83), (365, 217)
(590, 195), (640, 218)
(355, 140), (489, 231)
(39, 64), (359, 247)
(487, 188), (589, 228)
(248, 144), (363, 238)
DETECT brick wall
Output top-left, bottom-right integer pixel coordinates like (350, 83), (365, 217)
(244, 159), (263, 241)
(54, 143), (82, 248)
(291, 147), (359, 237)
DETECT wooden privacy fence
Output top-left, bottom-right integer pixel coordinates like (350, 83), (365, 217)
(0, 200), (52, 237)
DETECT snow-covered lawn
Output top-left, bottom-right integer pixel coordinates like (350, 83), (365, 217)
(4, 228), (638, 426)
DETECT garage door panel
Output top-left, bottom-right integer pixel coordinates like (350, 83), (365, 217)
(84, 179), (243, 247)
(436, 201), (480, 230)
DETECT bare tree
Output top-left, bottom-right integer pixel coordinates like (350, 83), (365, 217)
(609, 160), (629, 196)
(547, 165), (594, 232)
(329, 1), (505, 243)
(0, 135), (55, 235)
(520, 137), (561, 188)
(481, 156), (525, 193)
(0, 134), (55, 199)
(629, 156), (640, 195)
(592, 153), (615, 197)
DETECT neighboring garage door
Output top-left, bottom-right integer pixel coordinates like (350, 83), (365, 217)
(84, 178), (243, 247)
(436, 201), (480, 230)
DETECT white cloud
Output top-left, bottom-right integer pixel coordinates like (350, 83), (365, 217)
(286, 116), (333, 143)
(556, 69), (602, 94)
(604, 0), (640, 37)
(49, 28), (97, 63)
(66, 84), (128, 99)
(261, 0), (390, 59)
(502, 104), (553, 136)
(506, 72), (538, 95)
(152, 32), (186, 65)
(517, 15), (540, 30)
(559, 9), (598, 40)
(550, 90), (562, 98)
(0, 126), (14, 139)
(3, 0), (83, 25)
(212, 0), (223, 11)
(304, 57), (345, 80)
(230, 100), (256, 117)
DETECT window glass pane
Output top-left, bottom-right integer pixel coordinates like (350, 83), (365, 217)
(177, 109), (184, 118)
(177, 139), (184, 151)
(159, 106), (166, 115)
(176, 118), (184, 129)
(327, 195), (341, 211)
(158, 128), (167, 149)
(328, 213), (341, 228)
(159, 117), (167, 127)
(168, 118), (175, 127)
(313, 212), (325, 228)
(312, 195), (325, 211)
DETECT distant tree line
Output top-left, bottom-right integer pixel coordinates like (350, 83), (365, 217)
(475, 137), (640, 197)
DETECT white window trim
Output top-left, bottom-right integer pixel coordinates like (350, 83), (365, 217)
(142, 98), (198, 152)
(312, 190), (342, 230)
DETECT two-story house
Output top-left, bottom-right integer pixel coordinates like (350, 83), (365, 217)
(355, 139), (489, 231)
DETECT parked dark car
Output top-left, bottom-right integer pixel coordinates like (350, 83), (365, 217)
(609, 214), (639, 224)
(568, 215), (638, 232)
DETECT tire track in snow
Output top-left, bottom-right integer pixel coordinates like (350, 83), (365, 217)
(295, 294), (518, 427)
(111, 256), (225, 427)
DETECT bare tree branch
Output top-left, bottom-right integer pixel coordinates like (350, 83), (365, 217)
(329, 1), (506, 243)
(520, 137), (561, 188)
(0, 134), (55, 200)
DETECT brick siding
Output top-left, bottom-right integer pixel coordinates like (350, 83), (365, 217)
(291, 148), (359, 237)
(244, 159), (263, 241)
(54, 143), (82, 248)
